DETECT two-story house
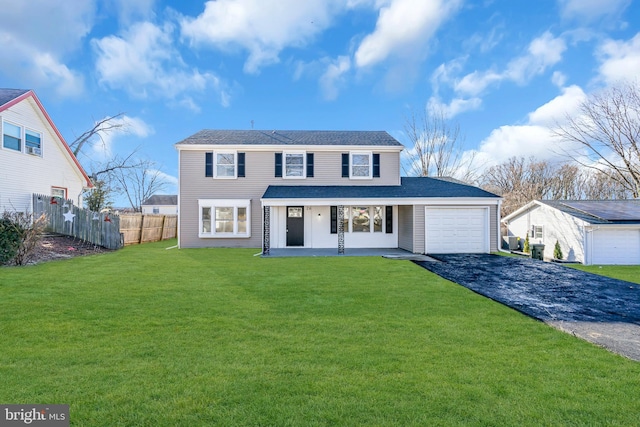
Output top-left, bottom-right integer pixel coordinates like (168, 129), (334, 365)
(1, 88), (92, 212)
(176, 130), (501, 254)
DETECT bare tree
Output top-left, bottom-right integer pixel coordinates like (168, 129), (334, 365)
(110, 160), (167, 212)
(69, 113), (126, 156)
(481, 157), (571, 216)
(403, 107), (478, 182)
(552, 80), (640, 197)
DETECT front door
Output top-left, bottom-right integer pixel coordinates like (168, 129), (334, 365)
(286, 206), (304, 246)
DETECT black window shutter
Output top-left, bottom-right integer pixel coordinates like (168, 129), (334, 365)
(237, 152), (245, 177)
(341, 153), (349, 178)
(306, 153), (314, 178)
(205, 152), (213, 177)
(330, 206), (337, 234)
(373, 153), (380, 178)
(275, 153), (282, 177)
(385, 206), (393, 234)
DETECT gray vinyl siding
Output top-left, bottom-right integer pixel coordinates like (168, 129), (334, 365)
(413, 205), (426, 254)
(398, 205), (414, 252)
(179, 149), (401, 248)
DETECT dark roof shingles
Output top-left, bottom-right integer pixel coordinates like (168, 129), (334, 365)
(263, 177), (500, 199)
(0, 88), (29, 108)
(176, 130), (403, 147)
(142, 195), (178, 206)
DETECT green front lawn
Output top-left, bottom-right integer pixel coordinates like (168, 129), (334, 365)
(1, 241), (639, 426)
(569, 264), (640, 284)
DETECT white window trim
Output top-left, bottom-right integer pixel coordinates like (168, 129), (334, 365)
(199, 199), (251, 238)
(533, 225), (543, 239)
(349, 151), (372, 180)
(283, 151), (306, 179)
(341, 205), (386, 233)
(213, 151), (237, 179)
(2, 120), (23, 152)
(25, 128), (43, 157)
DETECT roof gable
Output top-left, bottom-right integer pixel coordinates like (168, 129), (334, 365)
(0, 88), (92, 188)
(505, 199), (640, 224)
(176, 130), (404, 147)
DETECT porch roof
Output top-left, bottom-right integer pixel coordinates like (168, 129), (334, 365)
(262, 177), (500, 200)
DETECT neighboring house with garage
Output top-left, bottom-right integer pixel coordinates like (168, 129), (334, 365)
(0, 88), (92, 212)
(142, 194), (178, 214)
(503, 199), (640, 265)
(176, 130), (501, 254)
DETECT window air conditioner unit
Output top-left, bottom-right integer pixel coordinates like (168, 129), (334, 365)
(26, 147), (41, 156)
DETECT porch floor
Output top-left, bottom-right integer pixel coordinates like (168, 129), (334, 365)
(263, 247), (436, 261)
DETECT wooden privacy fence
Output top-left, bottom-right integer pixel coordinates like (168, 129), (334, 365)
(119, 214), (177, 245)
(33, 194), (123, 249)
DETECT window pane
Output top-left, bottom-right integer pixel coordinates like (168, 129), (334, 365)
(3, 123), (21, 151)
(352, 206), (370, 232)
(373, 206), (383, 232)
(342, 207), (349, 232)
(237, 207), (247, 234)
(202, 207), (211, 233)
(215, 207), (234, 233)
(25, 130), (41, 148)
(216, 153), (235, 177)
(351, 153), (370, 177)
(285, 153), (304, 177)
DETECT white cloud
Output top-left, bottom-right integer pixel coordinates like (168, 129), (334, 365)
(180, 0), (339, 74)
(428, 96), (482, 119)
(455, 32), (566, 98)
(527, 85), (587, 127)
(0, 0), (93, 96)
(108, 0), (157, 25)
(93, 21), (230, 107)
(319, 56), (351, 101)
(90, 115), (154, 158)
(597, 32), (640, 85)
(558, 0), (631, 22)
(354, 0), (462, 68)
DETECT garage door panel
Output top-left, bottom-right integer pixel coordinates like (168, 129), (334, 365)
(592, 229), (640, 265)
(425, 208), (488, 254)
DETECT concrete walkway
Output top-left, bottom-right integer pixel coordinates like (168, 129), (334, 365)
(414, 254), (640, 361)
(264, 247), (434, 261)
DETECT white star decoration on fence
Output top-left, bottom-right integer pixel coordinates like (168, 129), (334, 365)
(63, 210), (75, 223)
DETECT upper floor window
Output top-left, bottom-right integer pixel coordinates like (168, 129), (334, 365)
(351, 152), (372, 179)
(25, 130), (42, 155)
(215, 152), (236, 178)
(3, 122), (21, 151)
(205, 152), (245, 179)
(275, 152), (314, 178)
(342, 152), (380, 179)
(284, 152), (305, 178)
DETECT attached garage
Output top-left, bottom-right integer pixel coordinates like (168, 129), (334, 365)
(425, 207), (489, 254)
(590, 228), (640, 265)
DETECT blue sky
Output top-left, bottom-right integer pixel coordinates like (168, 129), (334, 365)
(1, 0), (639, 205)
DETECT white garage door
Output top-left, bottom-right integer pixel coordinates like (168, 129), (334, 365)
(591, 229), (640, 265)
(425, 207), (488, 253)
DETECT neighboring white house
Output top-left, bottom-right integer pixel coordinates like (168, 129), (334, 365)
(503, 200), (640, 265)
(176, 130), (502, 254)
(141, 194), (178, 214)
(0, 88), (92, 212)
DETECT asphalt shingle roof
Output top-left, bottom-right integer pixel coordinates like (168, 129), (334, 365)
(539, 199), (640, 224)
(142, 195), (178, 206)
(262, 177), (500, 199)
(176, 130), (403, 147)
(0, 88), (29, 109)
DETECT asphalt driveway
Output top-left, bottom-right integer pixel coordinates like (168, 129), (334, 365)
(414, 254), (640, 361)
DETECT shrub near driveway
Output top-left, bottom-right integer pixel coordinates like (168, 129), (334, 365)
(1, 240), (640, 426)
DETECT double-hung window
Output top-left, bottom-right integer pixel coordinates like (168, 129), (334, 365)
(215, 152), (236, 178)
(342, 152), (380, 179)
(3, 122), (22, 151)
(25, 130), (42, 156)
(199, 199), (251, 238)
(284, 152), (305, 178)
